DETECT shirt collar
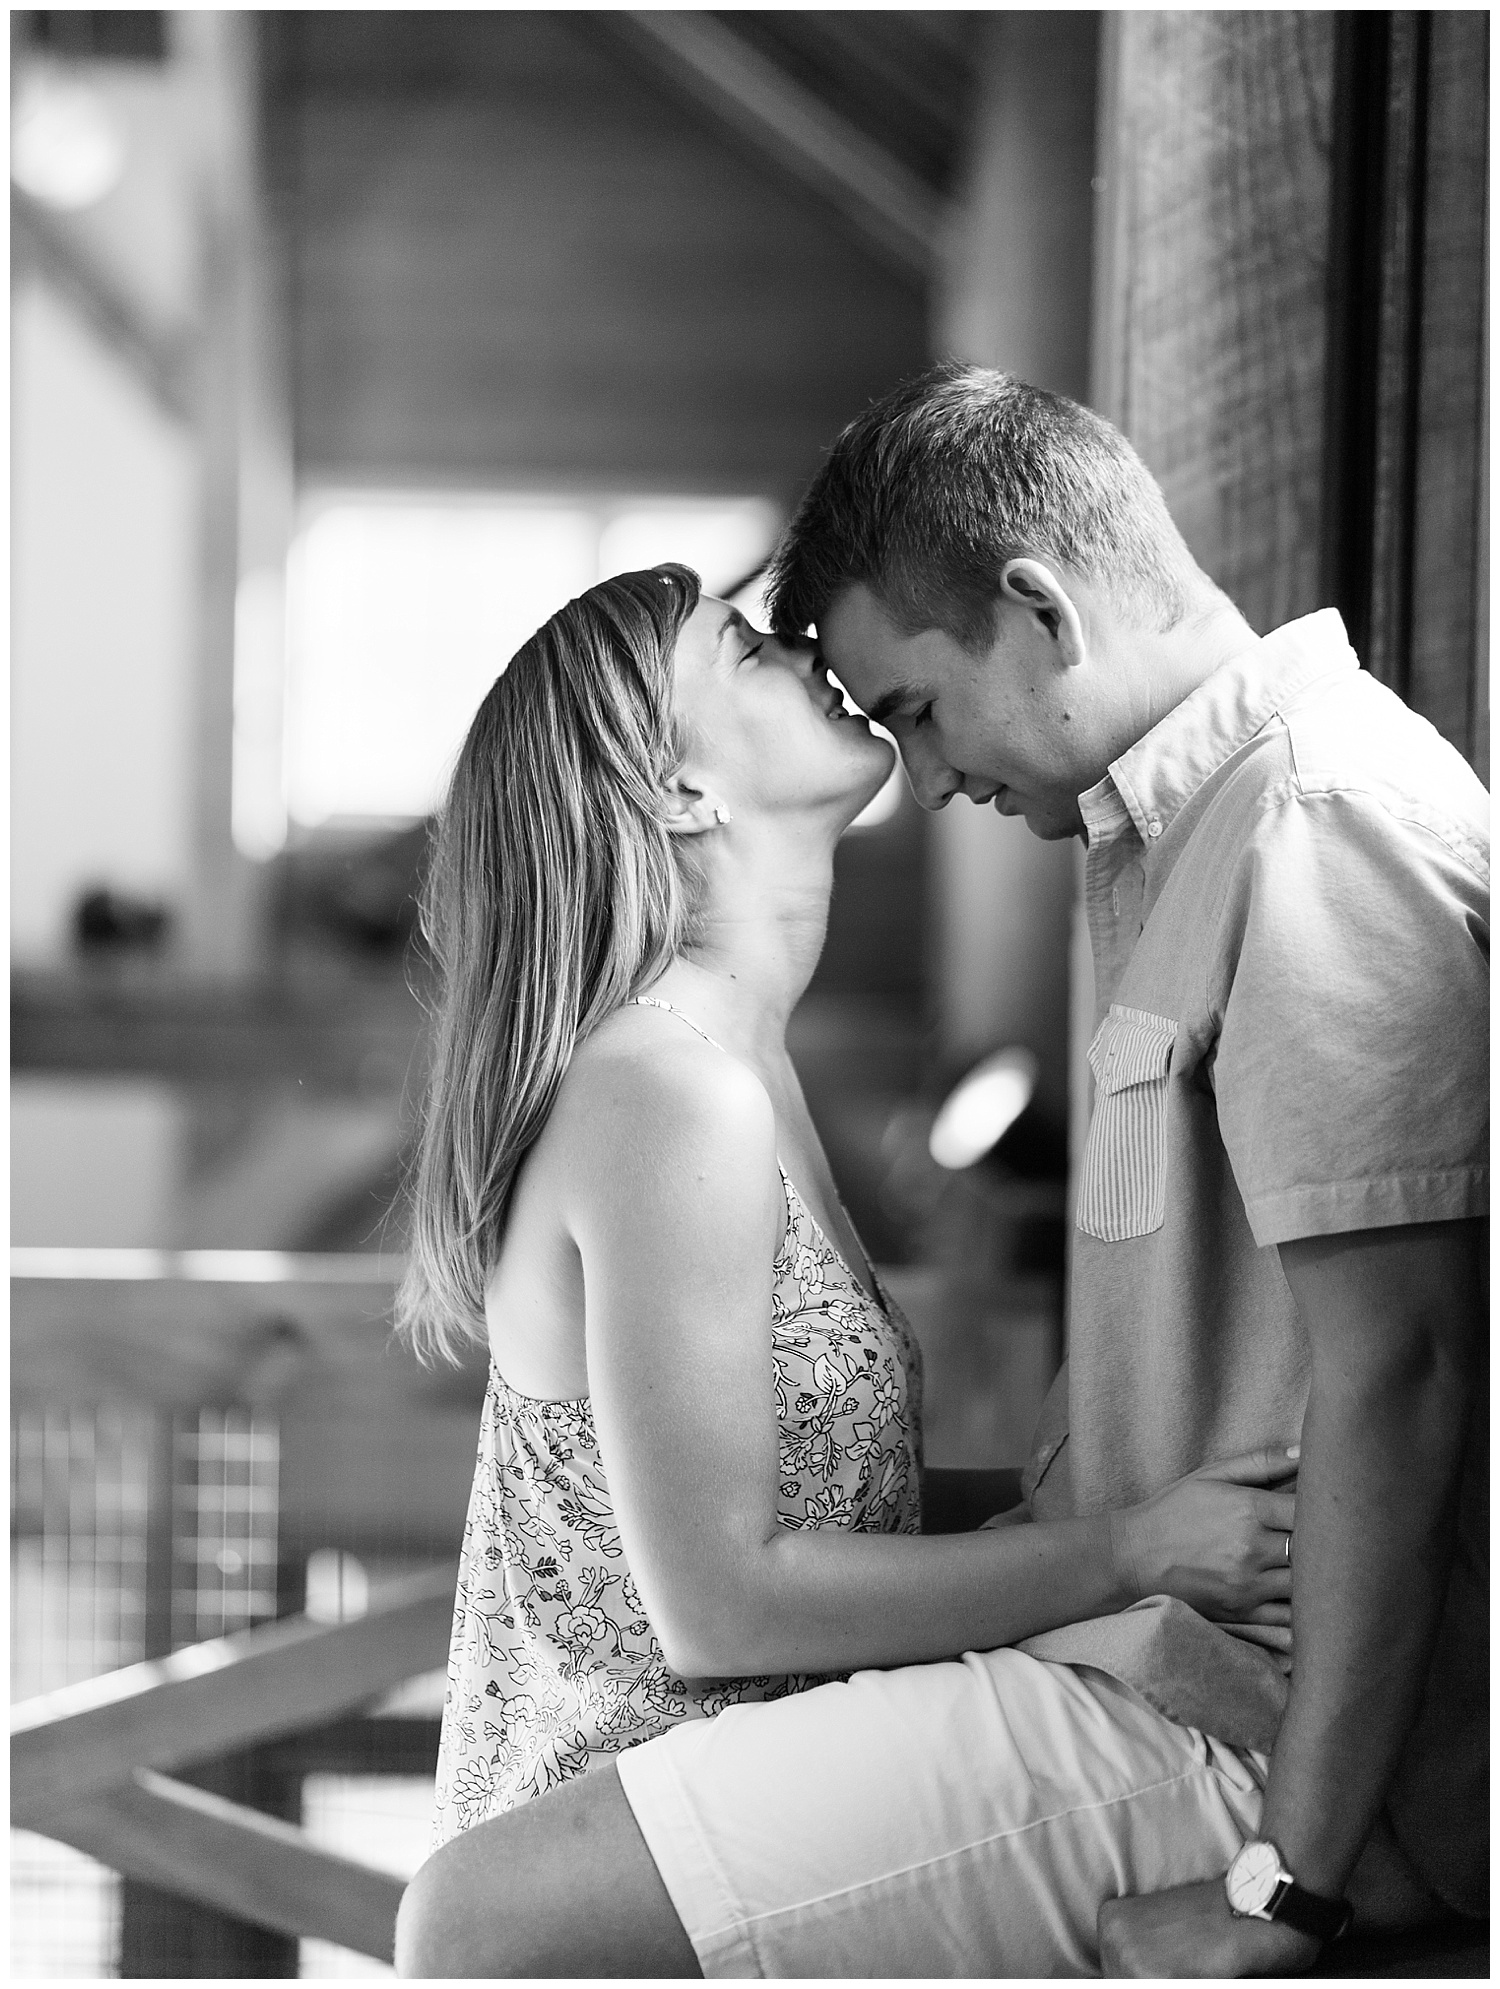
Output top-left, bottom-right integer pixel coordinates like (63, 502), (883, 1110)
(1079, 610), (1358, 850)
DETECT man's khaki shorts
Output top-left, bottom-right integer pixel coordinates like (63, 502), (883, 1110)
(616, 1647), (1267, 1977)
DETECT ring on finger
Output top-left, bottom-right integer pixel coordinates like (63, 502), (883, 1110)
(1284, 1532), (1292, 1565)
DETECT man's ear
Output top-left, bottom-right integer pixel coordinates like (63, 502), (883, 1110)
(662, 773), (729, 838)
(999, 558), (1086, 668)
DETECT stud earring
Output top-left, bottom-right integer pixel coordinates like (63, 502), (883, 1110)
(713, 806), (732, 826)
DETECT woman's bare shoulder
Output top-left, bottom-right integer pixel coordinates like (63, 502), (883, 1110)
(513, 1010), (773, 1234)
(549, 1005), (775, 1186)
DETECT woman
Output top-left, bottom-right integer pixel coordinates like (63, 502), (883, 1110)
(397, 564), (1295, 1847)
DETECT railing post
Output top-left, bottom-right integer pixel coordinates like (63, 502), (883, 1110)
(118, 1753), (302, 1979)
(119, 1410), (300, 1979)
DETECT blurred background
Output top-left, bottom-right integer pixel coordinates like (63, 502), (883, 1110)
(11, 9), (1487, 1979)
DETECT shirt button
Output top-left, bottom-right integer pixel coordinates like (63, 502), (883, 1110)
(1146, 815), (1163, 839)
(1111, 886), (1120, 916)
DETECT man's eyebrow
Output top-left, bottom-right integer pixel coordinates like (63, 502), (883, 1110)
(865, 683), (918, 725)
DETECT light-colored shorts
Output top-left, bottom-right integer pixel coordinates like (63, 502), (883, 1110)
(615, 1646), (1268, 1978)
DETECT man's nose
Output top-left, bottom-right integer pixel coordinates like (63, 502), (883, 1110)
(899, 744), (957, 812)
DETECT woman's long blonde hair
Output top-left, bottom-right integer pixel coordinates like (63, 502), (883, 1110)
(397, 563), (702, 1364)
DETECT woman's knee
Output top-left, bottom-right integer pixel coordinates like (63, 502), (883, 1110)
(394, 1828), (531, 1979)
(393, 1767), (699, 1979)
(393, 1842), (467, 1978)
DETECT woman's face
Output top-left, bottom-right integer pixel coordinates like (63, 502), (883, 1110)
(669, 596), (895, 827)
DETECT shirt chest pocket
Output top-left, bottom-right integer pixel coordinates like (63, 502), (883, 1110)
(1076, 1005), (1179, 1241)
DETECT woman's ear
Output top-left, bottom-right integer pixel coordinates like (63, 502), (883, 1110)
(999, 558), (1086, 668)
(662, 774), (730, 837)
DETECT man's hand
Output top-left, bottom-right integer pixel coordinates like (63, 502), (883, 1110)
(1098, 1878), (1321, 1977)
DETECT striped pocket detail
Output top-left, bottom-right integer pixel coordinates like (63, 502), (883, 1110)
(1076, 1005), (1179, 1241)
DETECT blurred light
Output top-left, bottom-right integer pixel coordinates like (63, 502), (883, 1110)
(305, 1548), (369, 1625)
(284, 498), (598, 828)
(12, 70), (126, 211)
(928, 1048), (1040, 1170)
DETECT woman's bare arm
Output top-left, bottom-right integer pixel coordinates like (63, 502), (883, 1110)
(565, 1042), (1291, 1678)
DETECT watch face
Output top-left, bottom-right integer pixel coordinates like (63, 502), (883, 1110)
(1226, 1840), (1282, 1916)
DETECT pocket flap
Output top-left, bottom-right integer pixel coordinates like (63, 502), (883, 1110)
(1087, 1004), (1178, 1094)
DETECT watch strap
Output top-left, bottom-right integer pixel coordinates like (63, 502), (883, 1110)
(1269, 1876), (1354, 1944)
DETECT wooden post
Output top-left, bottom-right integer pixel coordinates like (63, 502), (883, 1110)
(1096, 11), (1487, 763)
(170, 12), (293, 973)
(930, 13), (1103, 1388)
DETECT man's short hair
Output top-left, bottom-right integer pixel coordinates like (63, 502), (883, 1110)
(766, 362), (1202, 650)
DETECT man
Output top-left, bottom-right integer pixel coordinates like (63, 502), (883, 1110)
(396, 366), (1486, 1977)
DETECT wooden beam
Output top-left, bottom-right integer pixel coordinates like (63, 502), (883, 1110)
(11, 1249), (407, 1409)
(251, 1714), (441, 1780)
(609, 12), (941, 281)
(12, 1566), (456, 1824)
(46, 1768), (406, 1960)
(784, 14), (968, 149)
(11, 187), (196, 422)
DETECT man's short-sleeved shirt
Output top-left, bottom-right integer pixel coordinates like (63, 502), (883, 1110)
(1017, 611), (1488, 1911)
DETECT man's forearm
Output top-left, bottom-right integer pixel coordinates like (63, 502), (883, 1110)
(1259, 1225), (1480, 1897)
(1098, 1222), (1483, 1978)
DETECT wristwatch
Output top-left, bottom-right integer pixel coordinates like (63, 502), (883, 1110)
(1224, 1839), (1353, 1943)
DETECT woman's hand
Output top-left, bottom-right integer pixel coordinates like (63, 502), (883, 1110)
(1111, 1445), (1298, 1644)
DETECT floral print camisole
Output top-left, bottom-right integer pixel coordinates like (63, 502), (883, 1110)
(429, 1000), (924, 1847)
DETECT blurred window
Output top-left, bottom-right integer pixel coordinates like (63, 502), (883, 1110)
(244, 493), (780, 850)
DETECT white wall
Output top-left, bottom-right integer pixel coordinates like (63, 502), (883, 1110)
(11, 1077), (185, 1247)
(11, 274), (198, 963)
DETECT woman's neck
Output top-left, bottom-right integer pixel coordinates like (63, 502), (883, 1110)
(647, 822), (836, 1063)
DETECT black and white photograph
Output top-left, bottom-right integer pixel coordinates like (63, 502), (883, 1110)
(9, 8), (1488, 1979)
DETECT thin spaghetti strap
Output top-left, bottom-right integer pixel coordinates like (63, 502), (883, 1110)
(632, 997), (880, 1303)
(630, 994), (729, 1056)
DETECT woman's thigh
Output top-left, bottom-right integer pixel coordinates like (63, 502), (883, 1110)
(395, 1761), (701, 1979)
(615, 1650), (1267, 1978)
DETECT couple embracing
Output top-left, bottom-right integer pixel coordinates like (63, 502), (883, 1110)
(394, 367), (1487, 1978)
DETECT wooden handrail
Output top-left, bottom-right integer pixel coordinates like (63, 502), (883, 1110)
(13, 1567), (456, 1825)
(11, 1246), (405, 1282)
(47, 1769), (406, 1960)
(11, 1251), (412, 1412)
(12, 1250), (487, 1545)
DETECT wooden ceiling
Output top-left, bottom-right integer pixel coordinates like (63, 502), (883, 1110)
(260, 11), (981, 499)
(710, 11), (978, 194)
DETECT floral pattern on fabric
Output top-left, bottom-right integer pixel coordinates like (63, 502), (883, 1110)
(430, 1168), (923, 1847)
